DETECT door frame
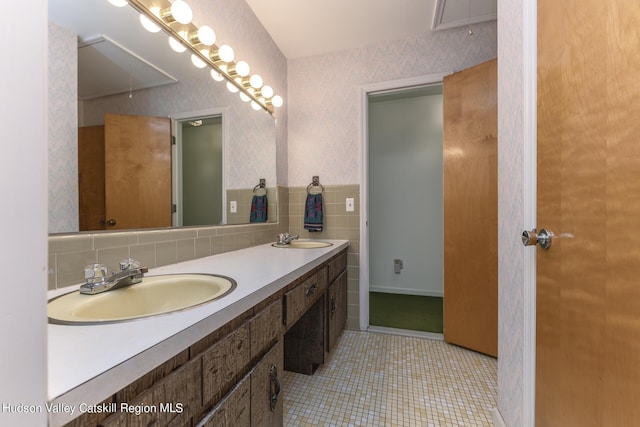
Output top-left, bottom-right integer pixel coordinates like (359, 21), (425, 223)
(170, 107), (228, 226)
(358, 72), (451, 332)
(522, 0), (537, 424)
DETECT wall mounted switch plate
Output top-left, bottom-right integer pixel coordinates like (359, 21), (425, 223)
(346, 198), (355, 212)
(230, 201), (237, 213)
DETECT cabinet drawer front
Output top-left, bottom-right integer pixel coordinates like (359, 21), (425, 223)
(202, 323), (251, 409)
(251, 299), (283, 361)
(100, 357), (200, 427)
(284, 273), (320, 327)
(328, 251), (347, 283)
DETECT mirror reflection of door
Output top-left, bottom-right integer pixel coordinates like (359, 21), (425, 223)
(77, 113), (172, 231)
(178, 116), (223, 226)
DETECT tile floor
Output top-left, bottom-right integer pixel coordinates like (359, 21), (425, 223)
(283, 330), (497, 427)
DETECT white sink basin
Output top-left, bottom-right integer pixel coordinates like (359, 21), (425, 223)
(271, 240), (333, 249)
(48, 274), (236, 324)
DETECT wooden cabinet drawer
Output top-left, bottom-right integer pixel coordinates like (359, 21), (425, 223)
(284, 271), (326, 328)
(328, 251), (347, 283)
(202, 323), (251, 410)
(100, 356), (200, 427)
(251, 298), (282, 361)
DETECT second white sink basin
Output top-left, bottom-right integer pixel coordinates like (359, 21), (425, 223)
(271, 240), (333, 249)
(48, 274), (236, 325)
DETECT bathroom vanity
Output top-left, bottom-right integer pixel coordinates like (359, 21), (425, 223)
(47, 240), (349, 427)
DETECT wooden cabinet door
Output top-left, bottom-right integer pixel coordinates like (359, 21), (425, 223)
(443, 58), (498, 357)
(327, 270), (347, 351)
(251, 341), (283, 427)
(104, 113), (172, 230)
(200, 376), (251, 427)
(535, 0), (640, 425)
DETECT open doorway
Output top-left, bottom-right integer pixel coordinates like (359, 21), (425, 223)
(367, 84), (444, 335)
(174, 114), (224, 226)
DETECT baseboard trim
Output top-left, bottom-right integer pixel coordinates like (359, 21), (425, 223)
(493, 407), (507, 427)
(369, 286), (444, 297)
(368, 325), (444, 341)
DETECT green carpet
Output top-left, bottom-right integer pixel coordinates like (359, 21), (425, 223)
(369, 292), (443, 333)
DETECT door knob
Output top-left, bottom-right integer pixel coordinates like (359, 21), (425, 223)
(522, 228), (553, 249)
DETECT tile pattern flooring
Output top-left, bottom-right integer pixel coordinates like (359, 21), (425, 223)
(283, 330), (497, 427)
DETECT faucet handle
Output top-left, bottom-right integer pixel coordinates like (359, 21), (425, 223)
(84, 264), (107, 284)
(119, 258), (141, 271)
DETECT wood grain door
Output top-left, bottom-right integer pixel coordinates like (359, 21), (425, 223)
(104, 113), (172, 230)
(443, 58), (498, 357)
(78, 125), (106, 231)
(535, 1), (640, 425)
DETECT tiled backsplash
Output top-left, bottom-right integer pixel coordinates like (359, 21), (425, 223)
(288, 185), (360, 329)
(49, 187), (289, 290)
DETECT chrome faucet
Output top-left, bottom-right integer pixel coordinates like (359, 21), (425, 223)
(80, 258), (148, 295)
(277, 233), (299, 245)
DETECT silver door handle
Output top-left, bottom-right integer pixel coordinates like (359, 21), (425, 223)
(522, 228), (553, 249)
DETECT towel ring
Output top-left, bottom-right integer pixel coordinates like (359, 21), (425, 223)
(306, 176), (324, 195)
(253, 179), (267, 196)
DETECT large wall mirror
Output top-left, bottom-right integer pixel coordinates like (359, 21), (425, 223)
(48, 0), (277, 234)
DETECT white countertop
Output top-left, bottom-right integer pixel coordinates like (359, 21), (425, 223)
(47, 240), (349, 426)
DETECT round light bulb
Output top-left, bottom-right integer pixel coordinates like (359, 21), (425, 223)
(168, 34), (187, 53)
(191, 49), (208, 68)
(217, 45), (235, 63)
(249, 74), (263, 89)
(140, 8), (161, 33)
(210, 69), (224, 82)
(170, 0), (193, 24)
(226, 81), (239, 93)
(261, 85), (274, 99)
(235, 61), (250, 77)
(271, 95), (283, 108)
(197, 26), (216, 46)
(251, 101), (262, 111)
(108, 0), (128, 7)
(239, 92), (251, 102)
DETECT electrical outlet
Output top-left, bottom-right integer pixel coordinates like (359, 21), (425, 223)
(230, 201), (237, 213)
(346, 197), (355, 212)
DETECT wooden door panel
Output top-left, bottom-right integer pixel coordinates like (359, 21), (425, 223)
(104, 113), (172, 230)
(443, 58), (498, 357)
(78, 125), (106, 231)
(536, 0), (640, 425)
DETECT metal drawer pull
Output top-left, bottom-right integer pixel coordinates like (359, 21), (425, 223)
(330, 296), (337, 314)
(305, 282), (318, 297)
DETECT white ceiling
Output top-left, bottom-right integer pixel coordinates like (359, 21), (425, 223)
(246, 0), (497, 59)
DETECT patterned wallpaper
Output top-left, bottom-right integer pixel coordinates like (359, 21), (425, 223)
(287, 21), (497, 186)
(48, 22), (78, 233)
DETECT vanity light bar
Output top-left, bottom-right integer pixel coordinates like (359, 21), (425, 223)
(123, 0), (279, 115)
